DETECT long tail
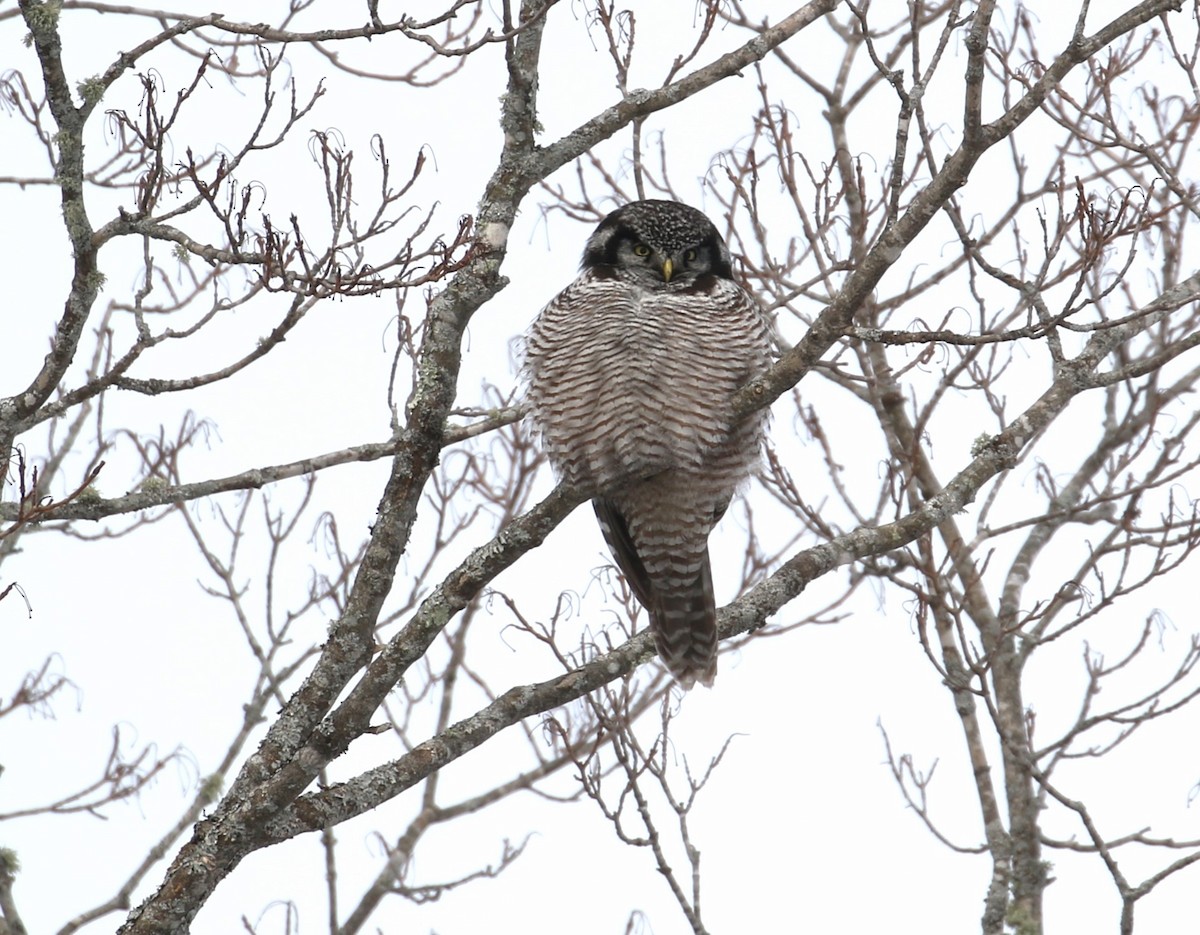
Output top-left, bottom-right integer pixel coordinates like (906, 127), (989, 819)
(594, 497), (719, 689)
(648, 556), (718, 689)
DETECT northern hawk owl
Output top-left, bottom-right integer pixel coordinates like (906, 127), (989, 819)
(524, 200), (773, 688)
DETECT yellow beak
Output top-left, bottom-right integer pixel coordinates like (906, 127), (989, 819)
(661, 258), (673, 282)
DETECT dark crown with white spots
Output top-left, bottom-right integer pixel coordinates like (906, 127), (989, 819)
(581, 200), (733, 278)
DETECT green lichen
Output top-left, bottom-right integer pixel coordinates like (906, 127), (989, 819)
(62, 199), (90, 237)
(76, 75), (105, 107)
(1004, 903), (1038, 935)
(23, 0), (61, 35)
(198, 773), (224, 804)
(138, 476), (168, 494)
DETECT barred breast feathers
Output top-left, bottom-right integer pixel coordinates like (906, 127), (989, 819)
(525, 270), (771, 491)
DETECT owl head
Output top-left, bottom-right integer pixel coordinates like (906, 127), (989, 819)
(581, 200), (734, 286)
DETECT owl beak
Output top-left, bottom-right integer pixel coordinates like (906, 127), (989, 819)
(660, 258), (674, 282)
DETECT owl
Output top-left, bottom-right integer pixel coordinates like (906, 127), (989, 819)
(524, 200), (774, 688)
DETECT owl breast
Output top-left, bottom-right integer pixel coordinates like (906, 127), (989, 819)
(525, 270), (763, 493)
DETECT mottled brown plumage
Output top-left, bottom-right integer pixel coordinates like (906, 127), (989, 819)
(524, 200), (773, 688)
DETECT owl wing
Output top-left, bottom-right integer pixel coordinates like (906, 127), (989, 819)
(593, 496), (653, 609)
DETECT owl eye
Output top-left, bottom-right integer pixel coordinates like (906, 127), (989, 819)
(683, 248), (699, 263)
(632, 243), (652, 257)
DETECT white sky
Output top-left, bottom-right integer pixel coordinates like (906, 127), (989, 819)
(3, 2), (1199, 933)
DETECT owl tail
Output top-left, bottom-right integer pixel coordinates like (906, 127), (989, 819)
(648, 557), (719, 690)
(594, 497), (719, 689)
